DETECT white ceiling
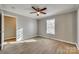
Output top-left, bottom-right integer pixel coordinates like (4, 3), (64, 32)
(0, 4), (79, 19)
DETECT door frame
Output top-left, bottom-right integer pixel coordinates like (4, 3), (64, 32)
(2, 13), (17, 50)
(0, 12), (2, 50)
(1, 10), (4, 50)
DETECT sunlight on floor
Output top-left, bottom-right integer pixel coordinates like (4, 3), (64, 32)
(4, 39), (37, 45)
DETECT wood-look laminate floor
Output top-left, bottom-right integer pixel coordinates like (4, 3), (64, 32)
(0, 37), (79, 54)
(4, 38), (16, 43)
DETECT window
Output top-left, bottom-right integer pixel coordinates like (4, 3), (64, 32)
(46, 18), (55, 34)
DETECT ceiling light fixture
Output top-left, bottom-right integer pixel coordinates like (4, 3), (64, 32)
(37, 12), (40, 14)
(37, 12), (40, 16)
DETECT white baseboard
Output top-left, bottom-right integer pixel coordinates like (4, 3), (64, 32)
(39, 35), (76, 45)
(18, 35), (37, 41)
(6, 35), (77, 47)
(75, 44), (79, 50)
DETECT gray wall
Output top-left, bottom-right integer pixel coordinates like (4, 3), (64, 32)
(16, 15), (37, 41)
(3, 10), (77, 44)
(38, 11), (77, 44)
(3, 10), (37, 41)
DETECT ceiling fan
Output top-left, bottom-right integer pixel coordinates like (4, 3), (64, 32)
(30, 6), (47, 16)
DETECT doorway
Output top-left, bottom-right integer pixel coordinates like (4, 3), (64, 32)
(4, 15), (16, 44)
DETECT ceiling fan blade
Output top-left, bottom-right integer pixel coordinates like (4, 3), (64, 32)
(40, 8), (47, 11)
(40, 12), (46, 14)
(32, 6), (38, 11)
(30, 12), (36, 14)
